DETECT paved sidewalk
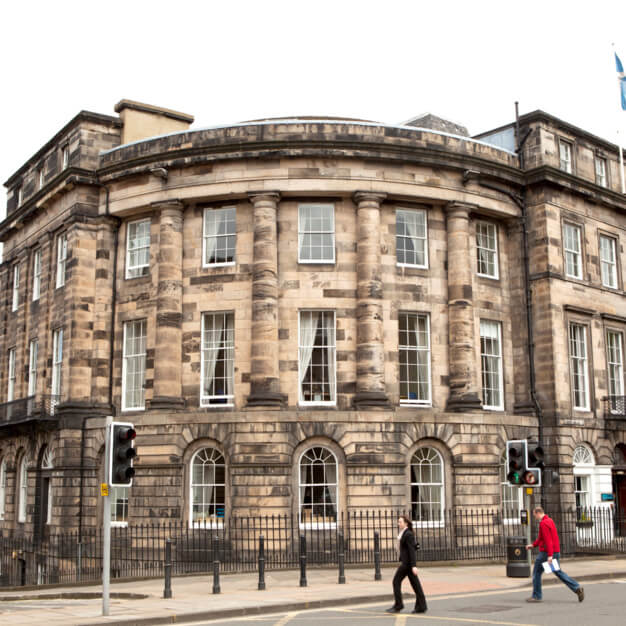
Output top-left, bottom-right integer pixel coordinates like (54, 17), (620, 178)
(0, 556), (625, 626)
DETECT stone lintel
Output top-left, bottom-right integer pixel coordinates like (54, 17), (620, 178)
(148, 396), (186, 410)
(353, 391), (390, 409)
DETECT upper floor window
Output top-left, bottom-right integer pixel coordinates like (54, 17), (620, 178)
(126, 218), (151, 279)
(56, 233), (67, 288)
(476, 221), (499, 279)
(607, 330), (624, 413)
(0, 459), (6, 521)
(16, 185), (22, 207)
(411, 447), (444, 526)
(17, 454), (28, 523)
(559, 139), (573, 174)
(203, 207), (236, 266)
(299, 446), (338, 528)
(599, 235), (618, 289)
(38, 166), (44, 189)
(299, 310), (336, 405)
(569, 323), (590, 411)
(201, 312), (234, 407)
(40, 447), (53, 526)
(11, 264), (20, 312)
(122, 319), (147, 411)
(51, 329), (63, 402)
(480, 320), (504, 410)
(399, 312), (431, 405)
(32, 249), (41, 301)
(28, 339), (38, 397)
(7, 348), (16, 402)
(595, 156), (608, 187)
(563, 223), (583, 280)
(190, 447), (226, 528)
(298, 204), (335, 263)
(396, 208), (428, 268)
(62, 145), (69, 169)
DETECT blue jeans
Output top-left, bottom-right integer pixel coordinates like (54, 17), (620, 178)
(532, 551), (580, 599)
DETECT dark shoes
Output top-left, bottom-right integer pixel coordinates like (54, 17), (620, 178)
(386, 606), (403, 613)
(576, 587), (585, 603)
(412, 608), (427, 613)
(526, 597), (543, 602)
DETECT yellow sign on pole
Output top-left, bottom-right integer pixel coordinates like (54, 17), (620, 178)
(101, 483), (109, 497)
(526, 487), (534, 495)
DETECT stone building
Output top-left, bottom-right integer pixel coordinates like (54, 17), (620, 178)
(0, 100), (624, 537)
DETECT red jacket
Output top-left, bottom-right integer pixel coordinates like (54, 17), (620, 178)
(533, 515), (560, 556)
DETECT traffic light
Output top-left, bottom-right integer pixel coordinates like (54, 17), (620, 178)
(506, 440), (527, 485)
(109, 422), (137, 487)
(526, 442), (545, 487)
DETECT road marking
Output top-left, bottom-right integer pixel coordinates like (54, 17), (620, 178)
(395, 616), (408, 626)
(272, 612), (298, 626)
(406, 616), (538, 626)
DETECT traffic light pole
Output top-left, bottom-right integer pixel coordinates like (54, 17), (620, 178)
(102, 416), (112, 616)
(525, 488), (533, 571)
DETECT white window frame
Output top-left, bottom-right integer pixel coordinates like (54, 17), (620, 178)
(480, 320), (504, 410)
(569, 323), (590, 411)
(111, 486), (129, 527)
(595, 156), (607, 187)
(11, 264), (20, 312)
(189, 447), (226, 529)
(573, 445), (595, 518)
(0, 459), (6, 521)
(38, 167), (44, 189)
(56, 233), (67, 288)
(125, 218), (151, 279)
(121, 319), (147, 412)
(62, 145), (69, 169)
(41, 447), (53, 526)
(298, 204), (335, 264)
(17, 455), (28, 523)
(200, 312), (235, 407)
(500, 452), (523, 524)
(396, 208), (428, 269)
(410, 447), (445, 528)
(563, 223), (583, 280)
(32, 249), (41, 301)
(476, 221), (499, 279)
(599, 235), (618, 289)
(398, 312), (431, 406)
(202, 207), (236, 267)
(607, 330), (624, 413)
(7, 348), (16, 402)
(559, 139), (573, 174)
(51, 329), (63, 401)
(298, 310), (337, 406)
(298, 447), (338, 530)
(16, 185), (22, 206)
(28, 339), (38, 397)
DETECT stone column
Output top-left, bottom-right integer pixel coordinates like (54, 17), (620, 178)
(246, 191), (284, 407)
(150, 200), (185, 410)
(445, 202), (482, 411)
(353, 191), (389, 408)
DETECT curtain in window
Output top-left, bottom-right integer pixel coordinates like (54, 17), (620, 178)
(299, 312), (319, 401)
(204, 211), (221, 264)
(326, 320), (336, 401)
(225, 314), (235, 396)
(203, 315), (224, 397)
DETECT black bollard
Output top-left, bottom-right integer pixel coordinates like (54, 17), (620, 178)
(374, 531), (382, 581)
(19, 557), (26, 587)
(258, 535), (266, 591)
(212, 560), (221, 594)
(163, 539), (172, 599)
(299, 534), (307, 587)
(337, 531), (346, 584)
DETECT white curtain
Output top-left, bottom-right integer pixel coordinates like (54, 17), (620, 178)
(204, 211), (221, 264)
(326, 319), (336, 401)
(225, 314), (235, 397)
(299, 312), (319, 402)
(203, 315), (224, 398)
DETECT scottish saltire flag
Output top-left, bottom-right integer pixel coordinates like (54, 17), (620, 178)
(617, 53), (626, 110)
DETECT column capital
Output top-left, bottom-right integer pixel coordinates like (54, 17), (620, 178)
(353, 191), (387, 206)
(151, 199), (184, 213)
(444, 201), (476, 217)
(248, 190), (281, 204)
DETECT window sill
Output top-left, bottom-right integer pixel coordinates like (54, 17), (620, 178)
(483, 405), (504, 411)
(400, 401), (432, 407)
(200, 402), (234, 409)
(477, 273), (499, 281)
(202, 262), (236, 269)
(397, 263), (429, 270)
(190, 523), (224, 530)
(125, 271), (151, 281)
(299, 522), (337, 530)
(299, 401), (337, 408)
(121, 406), (145, 413)
(111, 521), (128, 528)
(413, 521), (444, 529)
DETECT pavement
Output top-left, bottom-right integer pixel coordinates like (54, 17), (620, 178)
(0, 555), (625, 626)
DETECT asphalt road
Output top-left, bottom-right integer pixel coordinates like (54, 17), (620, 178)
(186, 579), (625, 626)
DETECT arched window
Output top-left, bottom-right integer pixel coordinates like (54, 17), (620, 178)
(0, 459), (6, 520)
(190, 448), (225, 527)
(17, 454), (29, 523)
(299, 447), (338, 527)
(573, 444), (595, 516)
(41, 447), (53, 526)
(500, 451), (522, 521)
(410, 447), (444, 524)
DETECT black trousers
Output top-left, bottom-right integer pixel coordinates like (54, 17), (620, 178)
(392, 563), (427, 611)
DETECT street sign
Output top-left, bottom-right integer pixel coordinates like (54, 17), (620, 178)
(100, 483), (109, 497)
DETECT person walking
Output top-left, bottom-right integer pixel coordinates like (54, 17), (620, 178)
(525, 506), (584, 603)
(386, 515), (427, 614)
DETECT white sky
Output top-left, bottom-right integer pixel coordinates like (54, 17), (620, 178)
(1, 0), (625, 216)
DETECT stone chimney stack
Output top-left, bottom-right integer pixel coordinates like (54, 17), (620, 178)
(115, 99), (194, 144)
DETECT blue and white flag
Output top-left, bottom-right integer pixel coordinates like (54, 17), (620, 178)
(616, 53), (626, 110)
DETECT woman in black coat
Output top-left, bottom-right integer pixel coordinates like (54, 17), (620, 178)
(386, 515), (427, 614)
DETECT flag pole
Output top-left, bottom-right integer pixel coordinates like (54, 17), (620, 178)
(619, 131), (625, 194)
(613, 44), (626, 194)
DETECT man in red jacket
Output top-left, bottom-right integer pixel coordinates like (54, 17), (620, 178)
(525, 506), (584, 603)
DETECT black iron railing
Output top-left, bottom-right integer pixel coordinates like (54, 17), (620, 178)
(1, 507), (624, 588)
(605, 396), (626, 419)
(0, 394), (60, 425)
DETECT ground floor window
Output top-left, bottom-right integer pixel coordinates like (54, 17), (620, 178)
(299, 447), (338, 527)
(190, 448), (226, 527)
(410, 447), (444, 525)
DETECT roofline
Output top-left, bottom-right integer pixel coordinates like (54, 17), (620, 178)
(4, 110), (121, 187)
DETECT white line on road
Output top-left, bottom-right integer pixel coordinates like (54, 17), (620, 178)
(272, 611), (298, 626)
(395, 615), (408, 626)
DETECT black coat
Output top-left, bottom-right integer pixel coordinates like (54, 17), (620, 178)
(398, 528), (419, 567)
